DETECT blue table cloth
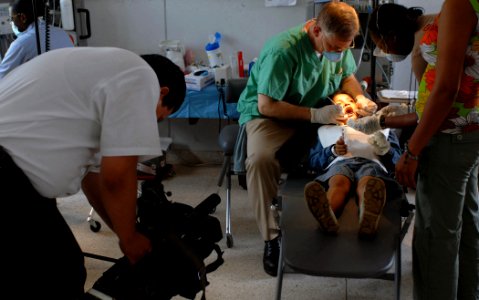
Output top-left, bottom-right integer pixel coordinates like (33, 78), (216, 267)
(169, 85), (240, 120)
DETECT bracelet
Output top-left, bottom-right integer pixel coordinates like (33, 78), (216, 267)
(331, 145), (338, 157)
(404, 143), (419, 161)
(379, 114), (386, 129)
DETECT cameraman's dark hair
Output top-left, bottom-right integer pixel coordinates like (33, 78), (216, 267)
(368, 3), (424, 56)
(10, 0), (45, 24)
(140, 54), (186, 114)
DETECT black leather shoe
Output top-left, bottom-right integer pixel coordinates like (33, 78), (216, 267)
(263, 236), (280, 276)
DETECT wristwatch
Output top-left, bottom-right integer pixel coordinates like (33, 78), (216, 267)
(379, 114), (386, 129)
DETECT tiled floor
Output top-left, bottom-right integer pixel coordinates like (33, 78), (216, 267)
(59, 163), (415, 300)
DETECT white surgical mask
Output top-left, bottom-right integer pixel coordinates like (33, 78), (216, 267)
(373, 47), (387, 57)
(385, 53), (407, 62)
(323, 51), (343, 62)
(10, 22), (22, 37)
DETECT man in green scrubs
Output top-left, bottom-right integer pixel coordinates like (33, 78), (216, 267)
(236, 1), (376, 276)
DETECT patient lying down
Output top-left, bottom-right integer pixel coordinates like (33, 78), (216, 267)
(305, 93), (402, 239)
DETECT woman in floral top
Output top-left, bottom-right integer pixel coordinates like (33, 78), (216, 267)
(350, 2), (479, 299)
(400, 1), (479, 298)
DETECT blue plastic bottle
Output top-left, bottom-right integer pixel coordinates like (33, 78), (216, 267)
(205, 32), (224, 68)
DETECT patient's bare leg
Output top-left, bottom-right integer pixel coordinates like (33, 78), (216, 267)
(327, 174), (351, 213)
(304, 175), (351, 234)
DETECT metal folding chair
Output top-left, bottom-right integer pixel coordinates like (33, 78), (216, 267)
(217, 78), (248, 248)
(275, 177), (414, 300)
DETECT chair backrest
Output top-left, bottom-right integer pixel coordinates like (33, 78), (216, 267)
(226, 78), (248, 103)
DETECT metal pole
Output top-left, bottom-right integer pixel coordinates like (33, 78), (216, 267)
(32, 0), (41, 55)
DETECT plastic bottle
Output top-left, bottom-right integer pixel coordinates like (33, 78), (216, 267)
(237, 51), (244, 78)
(60, 0), (75, 31)
(229, 55), (238, 79)
(205, 32), (224, 68)
(159, 40), (186, 72)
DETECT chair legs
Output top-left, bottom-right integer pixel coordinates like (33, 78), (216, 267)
(395, 240), (401, 300)
(225, 164), (234, 248)
(275, 237), (285, 300)
(87, 207), (101, 232)
(218, 154), (234, 248)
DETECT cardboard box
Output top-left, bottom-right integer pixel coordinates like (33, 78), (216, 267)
(185, 69), (215, 91)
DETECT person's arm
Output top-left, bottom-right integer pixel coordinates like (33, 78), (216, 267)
(82, 155), (152, 264)
(258, 93), (345, 124)
(257, 93), (311, 120)
(340, 74), (365, 100)
(396, 0), (477, 188)
(309, 134), (347, 171)
(383, 113), (418, 128)
(309, 138), (336, 171)
(0, 40), (26, 79)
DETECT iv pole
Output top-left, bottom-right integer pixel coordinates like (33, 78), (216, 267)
(32, 0), (40, 55)
(32, 0), (50, 55)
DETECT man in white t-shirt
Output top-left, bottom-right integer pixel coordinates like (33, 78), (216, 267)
(0, 47), (185, 299)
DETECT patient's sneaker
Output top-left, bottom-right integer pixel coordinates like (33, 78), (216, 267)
(358, 178), (386, 239)
(304, 181), (339, 234)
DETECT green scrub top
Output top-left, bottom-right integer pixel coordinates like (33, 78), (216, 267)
(237, 23), (357, 125)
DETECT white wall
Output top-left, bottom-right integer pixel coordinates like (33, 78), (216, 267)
(391, 0), (443, 90)
(81, 0), (444, 90)
(83, 0), (167, 54)
(83, 0), (311, 64)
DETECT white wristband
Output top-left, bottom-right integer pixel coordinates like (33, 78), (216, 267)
(331, 145), (339, 157)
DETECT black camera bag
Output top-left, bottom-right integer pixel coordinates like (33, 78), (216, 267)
(88, 178), (224, 300)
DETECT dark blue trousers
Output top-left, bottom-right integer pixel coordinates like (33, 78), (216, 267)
(0, 146), (86, 299)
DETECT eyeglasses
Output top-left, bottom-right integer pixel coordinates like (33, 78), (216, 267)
(323, 34), (356, 53)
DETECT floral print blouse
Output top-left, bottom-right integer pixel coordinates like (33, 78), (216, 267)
(416, 0), (479, 134)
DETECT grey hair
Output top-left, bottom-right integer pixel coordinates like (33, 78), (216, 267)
(317, 1), (360, 40)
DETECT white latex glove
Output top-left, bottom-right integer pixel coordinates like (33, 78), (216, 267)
(310, 105), (344, 124)
(346, 115), (381, 134)
(378, 104), (409, 117)
(355, 95), (378, 117)
(368, 131), (390, 155)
